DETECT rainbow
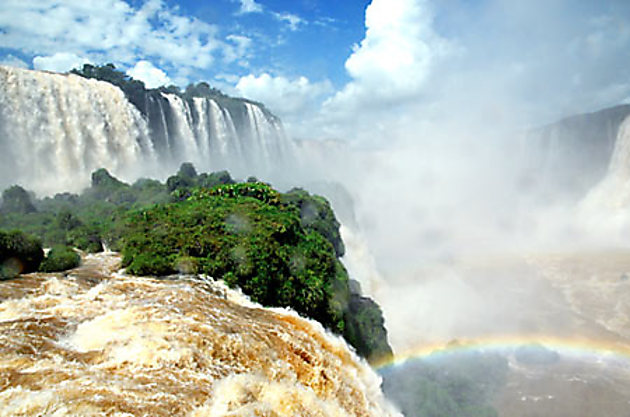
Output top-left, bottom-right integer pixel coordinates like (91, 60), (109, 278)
(375, 334), (630, 370)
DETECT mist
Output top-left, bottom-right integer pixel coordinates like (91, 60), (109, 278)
(2, 0), (630, 414)
(285, 0), (630, 356)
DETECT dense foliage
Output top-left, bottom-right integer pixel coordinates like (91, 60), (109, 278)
(0, 165), (392, 363)
(122, 182), (347, 330)
(39, 246), (81, 273)
(0, 229), (44, 279)
(381, 350), (509, 417)
(1, 185), (37, 214)
(280, 188), (345, 257)
(342, 293), (392, 362)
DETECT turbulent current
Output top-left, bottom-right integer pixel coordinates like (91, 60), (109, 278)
(0, 66), (294, 195)
(0, 253), (400, 417)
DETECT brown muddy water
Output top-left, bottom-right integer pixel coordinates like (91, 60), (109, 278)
(0, 253), (400, 417)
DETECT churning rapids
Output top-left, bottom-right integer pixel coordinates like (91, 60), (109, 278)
(0, 253), (400, 417)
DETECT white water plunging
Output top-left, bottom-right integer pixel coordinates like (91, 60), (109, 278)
(0, 66), (294, 195)
(0, 66), (155, 194)
(578, 114), (630, 237)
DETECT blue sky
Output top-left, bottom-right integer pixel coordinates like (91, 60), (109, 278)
(2, 0), (630, 140)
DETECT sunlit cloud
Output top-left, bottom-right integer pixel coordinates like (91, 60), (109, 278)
(0, 0), (249, 80)
(236, 73), (333, 136)
(32, 52), (91, 73)
(126, 60), (172, 88)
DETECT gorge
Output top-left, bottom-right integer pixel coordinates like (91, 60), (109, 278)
(4, 64), (630, 417)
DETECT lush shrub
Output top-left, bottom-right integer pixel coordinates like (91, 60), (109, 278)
(281, 188), (345, 257)
(122, 182), (348, 332)
(39, 246), (81, 272)
(0, 230), (44, 279)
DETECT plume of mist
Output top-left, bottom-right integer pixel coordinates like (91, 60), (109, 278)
(288, 0), (630, 353)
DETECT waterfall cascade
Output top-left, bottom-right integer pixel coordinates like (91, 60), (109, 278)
(0, 253), (401, 417)
(581, 115), (630, 211)
(521, 104), (630, 202)
(0, 66), (294, 195)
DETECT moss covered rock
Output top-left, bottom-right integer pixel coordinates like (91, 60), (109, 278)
(39, 246), (81, 272)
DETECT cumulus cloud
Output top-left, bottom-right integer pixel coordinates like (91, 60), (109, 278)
(295, 0), (630, 142)
(33, 52), (91, 73)
(236, 73), (333, 136)
(317, 0), (451, 141)
(235, 0), (263, 15)
(344, 0), (447, 97)
(126, 60), (172, 88)
(0, 0), (251, 80)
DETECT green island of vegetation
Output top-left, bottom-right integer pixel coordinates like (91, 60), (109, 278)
(0, 164), (391, 363)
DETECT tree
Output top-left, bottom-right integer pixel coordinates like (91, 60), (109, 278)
(1, 185), (36, 214)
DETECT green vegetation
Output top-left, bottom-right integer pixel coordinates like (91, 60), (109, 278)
(123, 182), (344, 329)
(0, 165), (392, 363)
(39, 246), (81, 272)
(1, 185), (37, 214)
(342, 293), (392, 362)
(280, 188), (345, 257)
(381, 350), (509, 417)
(0, 230), (44, 279)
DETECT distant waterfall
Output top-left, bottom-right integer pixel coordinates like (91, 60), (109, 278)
(576, 114), (630, 239)
(0, 66), (294, 195)
(582, 115), (630, 209)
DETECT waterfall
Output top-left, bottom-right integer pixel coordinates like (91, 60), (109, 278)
(0, 66), (294, 195)
(0, 66), (156, 194)
(582, 115), (630, 209)
(577, 114), (630, 238)
(160, 93), (201, 165)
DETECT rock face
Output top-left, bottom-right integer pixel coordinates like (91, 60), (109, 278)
(521, 105), (630, 202)
(0, 253), (401, 417)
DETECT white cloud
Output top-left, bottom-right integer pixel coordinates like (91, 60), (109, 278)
(330, 0), (449, 106)
(316, 0), (451, 141)
(0, 0), (249, 75)
(273, 12), (305, 31)
(235, 0), (263, 14)
(0, 54), (29, 69)
(33, 52), (90, 73)
(224, 35), (253, 64)
(126, 60), (172, 88)
(236, 73), (333, 136)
